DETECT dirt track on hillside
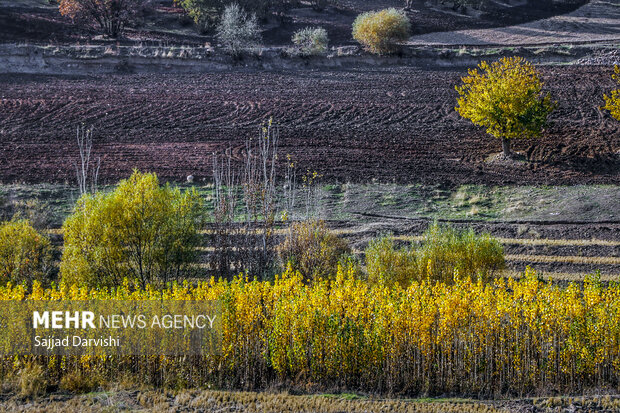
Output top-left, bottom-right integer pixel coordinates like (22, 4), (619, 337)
(0, 65), (619, 186)
(408, 0), (620, 45)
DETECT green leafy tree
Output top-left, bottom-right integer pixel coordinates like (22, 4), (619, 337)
(415, 222), (504, 284)
(603, 65), (620, 121)
(455, 57), (556, 158)
(365, 235), (416, 288)
(352, 8), (410, 55)
(0, 219), (53, 285)
(60, 171), (203, 288)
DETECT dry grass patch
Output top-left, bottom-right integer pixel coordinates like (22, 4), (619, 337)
(507, 254), (620, 266)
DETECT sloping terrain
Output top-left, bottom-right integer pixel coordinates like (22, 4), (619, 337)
(0, 0), (589, 46)
(408, 0), (620, 45)
(0, 66), (618, 187)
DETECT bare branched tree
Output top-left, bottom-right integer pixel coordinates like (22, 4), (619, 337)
(241, 120), (279, 278)
(212, 148), (241, 279)
(75, 125), (101, 195)
(210, 120), (285, 280)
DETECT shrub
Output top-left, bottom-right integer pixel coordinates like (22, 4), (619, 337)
(277, 220), (350, 282)
(416, 222), (504, 283)
(0, 219), (53, 285)
(292, 27), (329, 56)
(60, 370), (100, 393)
(60, 171), (203, 288)
(352, 8), (410, 55)
(365, 235), (417, 288)
(178, 0), (272, 32)
(216, 3), (261, 57)
(18, 362), (47, 398)
(59, 0), (150, 37)
(603, 65), (620, 121)
(455, 57), (556, 158)
(365, 223), (504, 286)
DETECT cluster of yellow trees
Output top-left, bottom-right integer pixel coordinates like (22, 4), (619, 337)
(1, 267), (619, 395)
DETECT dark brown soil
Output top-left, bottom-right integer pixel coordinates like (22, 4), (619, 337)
(0, 65), (618, 187)
(0, 0), (588, 46)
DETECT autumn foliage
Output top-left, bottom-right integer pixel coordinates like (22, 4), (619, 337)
(455, 57), (556, 157)
(0, 220), (52, 285)
(277, 220), (351, 282)
(60, 171), (203, 288)
(352, 8), (410, 54)
(59, 0), (149, 37)
(603, 65), (620, 121)
(2, 267), (620, 396)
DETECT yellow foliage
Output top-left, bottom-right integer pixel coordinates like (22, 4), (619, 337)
(1, 267), (619, 395)
(60, 171), (203, 288)
(352, 8), (410, 55)
(455, 57), (556, 154)
(603, 65), (620, 121)
(0, 219), (52, 285)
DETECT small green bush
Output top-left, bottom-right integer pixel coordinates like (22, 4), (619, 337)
(365, 223), (504, 287)
(352, 8), (410, 54)
(365, 235), (417, 288)
(0, 219), (53, 285)
(416, 222), (505, 283)
(292, 27), (329, 56)
(277, 220), (351, 282)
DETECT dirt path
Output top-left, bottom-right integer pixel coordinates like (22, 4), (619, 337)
(408, 0), (620, 46)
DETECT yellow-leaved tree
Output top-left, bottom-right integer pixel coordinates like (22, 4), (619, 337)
(60, 171), (203, 288)
(455, 57), (556, 158)
(0, 219), (53, 284)
(603, 65), (620, 121)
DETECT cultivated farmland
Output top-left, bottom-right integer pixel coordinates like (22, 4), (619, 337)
(0, 0), (619, 409)
(0, 65), (618, 186)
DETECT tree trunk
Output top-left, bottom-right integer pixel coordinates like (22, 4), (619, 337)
(502, 138), (511, 158)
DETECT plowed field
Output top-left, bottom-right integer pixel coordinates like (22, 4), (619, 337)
(0, 65), (618, 186)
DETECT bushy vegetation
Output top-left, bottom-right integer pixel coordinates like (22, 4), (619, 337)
(455, 57), (556, 157)
(603, 65), (620, 121)
(416, 221), (505, 283)
(292, 27), (329, 56)
(365, 236), (416, 288)
(17, 362), (47, 398)
(277, 220), (350, 282)
(60, 171), (203, 288)
(352, 8), (410, 55)
(59, 0), (150, 37)
(2, 268), (619, 396)
(216, 4), (261, 56)
(365, 223), (504, 287)
(178, 0), (274, 33)
(0, 219), (52, 285)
